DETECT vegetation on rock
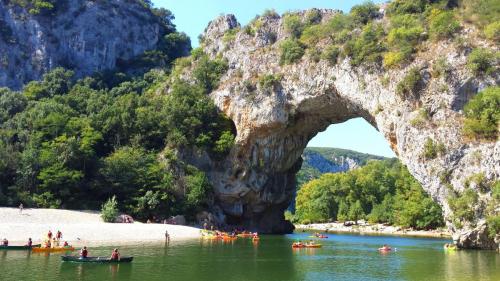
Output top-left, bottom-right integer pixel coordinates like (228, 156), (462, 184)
(462, 86), (499, 141)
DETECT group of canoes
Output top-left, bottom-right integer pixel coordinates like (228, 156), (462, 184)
(201, 229), (260, 242)
(292, 241), (322, 248)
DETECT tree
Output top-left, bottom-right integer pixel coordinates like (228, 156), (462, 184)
(101, 196), (118, 223)
(349, 200), (365, 224)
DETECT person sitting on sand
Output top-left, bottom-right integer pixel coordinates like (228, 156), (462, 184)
(80, 246), (88, 258)
(2, 238), (8, 246)
(63, 241), (69, 247)
(110, 248), (120, 260)
(26, 238), (32, 247)
(43, 240), (51, 248)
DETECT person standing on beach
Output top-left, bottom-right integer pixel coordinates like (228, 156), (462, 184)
(165, 230), (170, 243)
(19, 203), (23, 213)
(56, 230), (62, 241)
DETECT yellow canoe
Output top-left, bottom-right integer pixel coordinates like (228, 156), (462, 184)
(32, 247), (75, 253)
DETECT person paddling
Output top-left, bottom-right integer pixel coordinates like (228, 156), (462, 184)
(26, 238), (32, 247)
(378, 244), (391, 251)
(110, 248), (120, 260)
(80, 246), (88, 258)
(2, 238), (8, 246)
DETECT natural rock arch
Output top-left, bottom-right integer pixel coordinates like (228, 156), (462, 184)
(185, 12), (499, 249)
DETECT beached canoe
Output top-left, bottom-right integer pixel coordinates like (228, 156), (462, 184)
(0, 244), (41, 250)
(32, 246), (75, 253)
(61, 256), (133, 263)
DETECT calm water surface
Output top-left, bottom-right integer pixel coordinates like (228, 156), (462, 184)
(0, 232), (499, 281)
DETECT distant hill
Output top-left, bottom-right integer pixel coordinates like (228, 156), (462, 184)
(297, 147), (390, 188)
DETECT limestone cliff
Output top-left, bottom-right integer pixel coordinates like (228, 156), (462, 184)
(0, 0), (169, 90)
(181, 11), (499, 248)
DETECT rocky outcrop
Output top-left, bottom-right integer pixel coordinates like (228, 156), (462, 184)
(0, 0), (167, 90)
(189, 12), (499, 247)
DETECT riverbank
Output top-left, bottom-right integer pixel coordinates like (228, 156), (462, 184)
(0, 207), (200, 246)
(295, 221), (451, 238)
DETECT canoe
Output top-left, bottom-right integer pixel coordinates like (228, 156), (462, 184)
(61, 255), (133, 263)
(0, 244), (41, 250)
(292, 243), (322, 248)
(32, 246), (75, 253)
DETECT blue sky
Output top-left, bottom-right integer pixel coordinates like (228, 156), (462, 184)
(152, 0), (396, 158)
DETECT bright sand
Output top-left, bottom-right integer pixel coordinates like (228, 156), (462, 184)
(0, 207), (200, 246)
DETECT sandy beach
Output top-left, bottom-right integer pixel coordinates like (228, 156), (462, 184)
(0, 207), (200, 246)
(295, 221), (451, 238)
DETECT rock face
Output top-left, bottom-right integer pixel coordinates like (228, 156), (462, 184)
(193, 12), (499, 248)
(0, 0), (166, 90)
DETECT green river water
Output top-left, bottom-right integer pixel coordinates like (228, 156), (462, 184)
(0, 232), (499, 281)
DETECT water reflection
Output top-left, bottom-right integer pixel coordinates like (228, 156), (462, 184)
(0, 234), (498, 281)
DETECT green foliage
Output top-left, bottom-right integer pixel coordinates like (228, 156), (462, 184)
(396, 67), (421, 98)
(462, 86), (499, 141)
(259, 74), (281, 91)
(466, 48), (497, 75)
(101, 196), (118, 223)
(223, 28), (239, 43)
(387, 0), (429, 16)
(428, 9), (460, 40)
(484, 21), (500, 42)
(422, 138), (445, 160)
(279, 39), (305, 65)
(343, 23), (385, 66)
(184, 166), (212, 213)
(192, 54), (228, 93)
(487, 215), (500, 238)
(448, 188), (479, 224)
(294, 159), (444, 229)
(23, 68), (74, 100)
(348, 200), (365, 223)
(350, 1), (379, 25)
(321, 45), (340, 65)
(410, 108), (430, 128)
(431, 58), (450, 78)
(459, 0), (500, 28)
(305, 9), (322, 25)
(283, 14), (304, 38)
(213, 130), (235, 156)
(385, 14), (424, 67)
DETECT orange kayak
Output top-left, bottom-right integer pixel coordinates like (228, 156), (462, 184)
(32, 247), (75, 253)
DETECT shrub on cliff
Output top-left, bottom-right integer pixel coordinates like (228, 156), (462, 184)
(343, 22), (385, 66)
(396, 67), (421, 98)
(428, 9), (460, 40)
(466, 48), (497, 75)
(101, 196), (118, 223)
(350, 1), (379, 25)
(279, 39), (305, 65)
(484, 21), (500, 42)
(448, 189), (478, 225)
(283, 14), (304, 38)
(462, 86), (500, 141)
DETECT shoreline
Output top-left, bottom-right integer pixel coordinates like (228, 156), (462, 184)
(295, 222), (451, 239)
(0, 207), (201, 247)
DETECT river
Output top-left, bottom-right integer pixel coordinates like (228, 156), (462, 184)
(0, 232), (498, 281)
